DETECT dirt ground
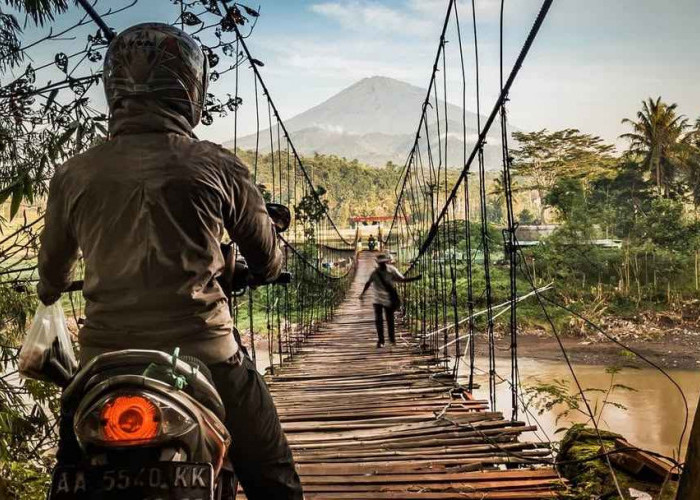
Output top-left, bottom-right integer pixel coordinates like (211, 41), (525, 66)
(475, 332), (700, 370)
(475, 322), (700, 371)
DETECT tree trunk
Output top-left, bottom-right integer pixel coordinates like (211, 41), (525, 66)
(537, 188), (546, 224)
(654, 147), (662, 197)
(677, 394), (700, 498)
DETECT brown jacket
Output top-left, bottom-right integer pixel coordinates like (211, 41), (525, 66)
(38, 99), (283, 364)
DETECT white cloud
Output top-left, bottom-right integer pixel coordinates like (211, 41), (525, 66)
(275, 39), (424, 82)
(310, 0), (509, 33)
(310, 1), (436, 37)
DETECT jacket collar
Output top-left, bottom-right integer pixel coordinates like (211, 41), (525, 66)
(109, 98), (195, 138)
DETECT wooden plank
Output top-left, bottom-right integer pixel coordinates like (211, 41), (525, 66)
(253, 252), (565, 499)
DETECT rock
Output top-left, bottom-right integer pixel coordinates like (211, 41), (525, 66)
(557, 425), (678, 499)
(658, 315), (676, 327)
(629, 488), (652, 499)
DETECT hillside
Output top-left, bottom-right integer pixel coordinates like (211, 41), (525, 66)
(228, 76), (506, 168)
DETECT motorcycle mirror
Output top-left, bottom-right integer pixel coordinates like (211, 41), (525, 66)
(266, 203), (291, 233)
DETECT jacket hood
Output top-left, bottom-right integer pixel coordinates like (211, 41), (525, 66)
(109, 98), (196, 138)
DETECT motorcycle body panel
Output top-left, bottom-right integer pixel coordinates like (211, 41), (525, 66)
(50, 350), (233, 500)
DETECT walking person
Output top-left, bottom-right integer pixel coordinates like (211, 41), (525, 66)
(360, 254), (407, 347)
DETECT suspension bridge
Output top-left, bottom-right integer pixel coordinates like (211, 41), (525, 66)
(252, 251), (565, 499)
(2, 0), (691, 497)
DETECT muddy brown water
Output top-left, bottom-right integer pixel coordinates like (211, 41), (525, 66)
(462, 356), (700, 460)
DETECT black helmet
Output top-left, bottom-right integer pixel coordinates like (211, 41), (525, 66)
(103, 23), (209, 127)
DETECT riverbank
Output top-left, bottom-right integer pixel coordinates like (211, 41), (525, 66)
(475, 322), (700, 370)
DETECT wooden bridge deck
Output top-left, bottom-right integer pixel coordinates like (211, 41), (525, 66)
(257, 252), (566, 499)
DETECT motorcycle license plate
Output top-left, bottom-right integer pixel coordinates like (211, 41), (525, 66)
(49, 463), (214, 500)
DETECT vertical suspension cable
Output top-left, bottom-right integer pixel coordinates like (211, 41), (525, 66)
(233, 37), (239, 154)
(467, 0), (497, 410)
(253, 73), (260, 181)
(454, 1), (469, 381)
(499, 0), (520, 422)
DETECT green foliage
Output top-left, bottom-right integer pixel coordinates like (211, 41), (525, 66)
(517, 208), (535, 224)
(0, 11), (21, 71)
(523, 365), (636, 433)
(232, 150), (402, 223)
(0, 460), (51, 499)
(621, 97), (695, 198)
(0, 285), (57, 499)
(512, 128), (616, 222)
(0, 1), (70, 72)
(3, 0), (69, 26)
(639, 198), (697, 252)
(511, 102), (700, 316)
(294, 186), (328, 239)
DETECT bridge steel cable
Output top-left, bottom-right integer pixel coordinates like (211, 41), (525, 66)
(221, 3), (358, 374)
(498, 0), (520, 422)
(227, 4), (355, 249)
(383, 0), (554, 408)
(384, 0), (456, 244)
(387, 0), (554, 263)
(383, 1), (687, 493)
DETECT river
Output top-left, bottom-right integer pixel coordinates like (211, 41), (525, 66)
(462, 356), (700, 460)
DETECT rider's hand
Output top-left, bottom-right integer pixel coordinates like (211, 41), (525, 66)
(37, 282), (61, 306)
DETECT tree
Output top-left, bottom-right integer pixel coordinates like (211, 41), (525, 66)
(517, 209), (535, 225)
(489, 174), (520, 211)
(684, 117), (700, 215)
(544, 177), (587, 221)
(639, 198), (697, 253)
(511, 129), (615, 223)
(679, 396), (700, 498)
(620, 97), (692, 198)
(588, 160), (653, 239)
(0, 1), (70, 69)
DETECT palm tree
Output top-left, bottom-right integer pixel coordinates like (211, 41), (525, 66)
(621, 97), (691, 197)
(686, 118), (700, 215)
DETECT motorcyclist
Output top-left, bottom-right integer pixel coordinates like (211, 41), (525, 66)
(37, 23), (303, 499)
(367, 234), (377, 251)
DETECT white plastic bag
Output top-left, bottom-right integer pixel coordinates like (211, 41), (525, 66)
(18, 303), (78, 384)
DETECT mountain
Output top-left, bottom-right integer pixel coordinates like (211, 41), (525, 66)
(227, 76), (508, 169)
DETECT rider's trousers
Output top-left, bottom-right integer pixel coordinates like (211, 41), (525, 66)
(209, 353), (304, 499)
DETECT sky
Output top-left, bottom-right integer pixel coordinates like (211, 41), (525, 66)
(8, 0), (700, 150)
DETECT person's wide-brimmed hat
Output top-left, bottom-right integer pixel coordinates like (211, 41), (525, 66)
(376, 253), (393, 264)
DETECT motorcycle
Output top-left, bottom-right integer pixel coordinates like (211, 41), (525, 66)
(367, 236), (377, 251)
(48, 203), (292, 500)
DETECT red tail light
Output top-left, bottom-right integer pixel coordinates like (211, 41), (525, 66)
(101, 395), (160, 442)
(75, 390), (197, 447)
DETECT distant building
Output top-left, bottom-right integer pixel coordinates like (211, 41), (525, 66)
(512, 225), (621, 250)
(515, 224), (558, 241)
(349, 216), (396, 228)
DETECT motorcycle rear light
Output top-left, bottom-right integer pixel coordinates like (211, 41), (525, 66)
(101, 395), (160, 442)
(75, 390), (197, 448)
